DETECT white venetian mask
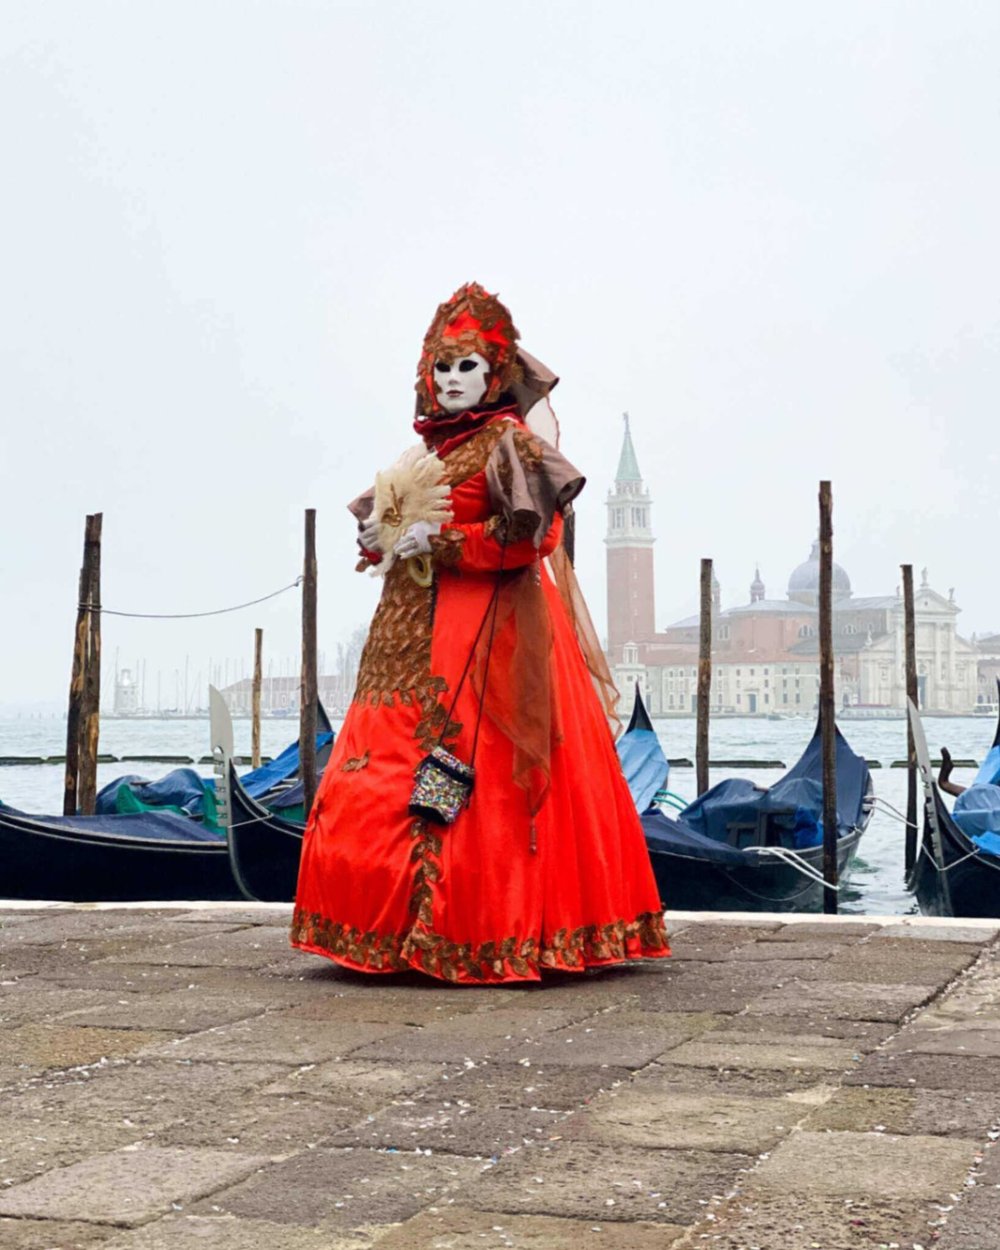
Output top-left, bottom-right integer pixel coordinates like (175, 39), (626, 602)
(434, 351), (490, 414)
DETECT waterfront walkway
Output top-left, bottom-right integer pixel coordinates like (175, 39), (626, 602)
(2, 905), (1000, 1249)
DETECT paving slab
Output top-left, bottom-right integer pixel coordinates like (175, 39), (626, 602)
(847, 1050), (1000, 1091)
(472, 1140), (752, 1224)
(500, 1008), (711, 1069)
(937, 1190), (1000, 1250)
(376, 1206), (685, 1248)
(0, 1146), (269, 1226)
(631, 1062), (840, 1099)
(564, 1086), (807, 1152)
(805, 1085), (1000, 1139)
(0, 986), (126, 1027)
(671, 956), (831, 984)
(750, 1130), (980, 1200)
(730, 938), (852, 961)
(874, 922), (1000, 943)
(0, 912), (188, 945)
(759, 922), (882, 941)
(171, 909), (292, 926)
(0, 1218), (113, 1249)
(705, 1012), (896, 1044)
(98, 927), (295, 969)
(52, 987), (279, 1033)
(1, 1109), (155, 1187)
(434, 1060), (634, 1110)
(47, 961), (307, 996)
(97, 1214), (370, 1249)
(671, 922), (782, 944)
(697, 1192), (942, 1250)
(139, 1015), (396, 1065)
(5, 1058), (292, 1133)
(608, 977), (765, 1014)
(816, 949), (981, 985)
(278, 990), (486, 1027)
(261, 1057), (457, 1109)
(886, 1026), (1000, 1056)
(0, 1024), (171, 1077)
(662, 1037), (859, 1072)
(328, 1101), (569, 1157)
(152, 1092), (363, 1156)
(193, 1147), (484, 1227)
(747, 979), (936, 1022)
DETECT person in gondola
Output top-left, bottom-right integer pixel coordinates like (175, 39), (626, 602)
(291, 283), (669, 983)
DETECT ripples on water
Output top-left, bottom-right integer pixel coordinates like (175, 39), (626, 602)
(1, 713), (995, 915)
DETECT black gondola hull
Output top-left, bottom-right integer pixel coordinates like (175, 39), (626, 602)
(225, 762), (303, 902)
(907, 789), (1000, 919)
(646, 823), (864, 913)
(0, 811), (241, 902)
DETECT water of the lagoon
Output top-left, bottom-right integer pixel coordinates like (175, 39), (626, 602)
(0, 713), (995, 915)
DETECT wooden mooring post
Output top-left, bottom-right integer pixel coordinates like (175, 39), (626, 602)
(251, 627), (263, 770)
(64, 513), (103, 816)
(818, 482), (838, 914)
(902, 564), (918, 874)
(300, 509), (318, 816)
(696, 558), (712, 796)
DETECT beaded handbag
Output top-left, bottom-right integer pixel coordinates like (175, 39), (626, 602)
(408, 539), (507, 826)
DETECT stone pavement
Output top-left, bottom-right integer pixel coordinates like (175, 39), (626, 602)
(2, 905), (1000, 1250)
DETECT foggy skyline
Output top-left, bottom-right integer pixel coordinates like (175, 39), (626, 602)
(2, 1), (998, 711)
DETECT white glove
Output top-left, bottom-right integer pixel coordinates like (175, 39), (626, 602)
(394, 520), (441, 559)
(359, 517), (382, 553)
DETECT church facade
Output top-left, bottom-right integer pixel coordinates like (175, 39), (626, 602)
(605, 418), (981, 716)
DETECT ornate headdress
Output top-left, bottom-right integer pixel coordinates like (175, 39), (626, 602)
(416, 282), (523, 416)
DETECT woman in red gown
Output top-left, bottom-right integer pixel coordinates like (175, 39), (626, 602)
(292, 284), (669, 983)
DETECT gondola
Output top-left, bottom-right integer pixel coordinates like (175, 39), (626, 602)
(0, 803), (243, 902)
(219, 681), (871, 913)
(906, 697), (1000, 918)
(219, 683), (676, 904)
(629, 692), (873, 912)
(0, 696), (334, 903)
(211, 687), (307, 903)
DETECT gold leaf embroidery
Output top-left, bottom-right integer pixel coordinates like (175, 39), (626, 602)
(428, 530), (465, 568)
(291, 906), (670, 982)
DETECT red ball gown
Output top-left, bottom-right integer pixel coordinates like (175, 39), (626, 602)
(291, 411), (669, 983)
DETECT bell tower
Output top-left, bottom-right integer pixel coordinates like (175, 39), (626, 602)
(605, 413), (655, 662)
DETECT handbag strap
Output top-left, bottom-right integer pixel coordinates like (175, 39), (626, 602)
(437, 537), (508, 766)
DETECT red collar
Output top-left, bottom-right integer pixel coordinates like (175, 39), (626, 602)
(414, 401), (519, 459)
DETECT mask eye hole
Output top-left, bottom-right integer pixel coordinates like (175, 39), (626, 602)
(434, 361), (450, 374)
(458, 359), (478, 373)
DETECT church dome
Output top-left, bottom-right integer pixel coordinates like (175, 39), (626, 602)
(787, 540), (851, 604)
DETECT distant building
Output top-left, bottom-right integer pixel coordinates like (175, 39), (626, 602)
(975, 633), (1000, 708)
(220, 674), (352, 717)
(605, 418), (980, 715)
(113, 668), (139, 715)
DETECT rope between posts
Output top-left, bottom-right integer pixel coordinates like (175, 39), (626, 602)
(81, 577), (303, 619)
(871, 796), (920, 830)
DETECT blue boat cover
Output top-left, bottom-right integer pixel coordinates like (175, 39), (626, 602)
(96, 769), (209, 817)
(95, 730), (335, 818)
(237, 732), (334, 800)
(641, 807), (750, 867)
(0, 803), (223, 843)
(617, 727), (669, 814)
(974, 744), (1000, 788)
(953, 784), (1000, 857)
(643, 726), (869, 862)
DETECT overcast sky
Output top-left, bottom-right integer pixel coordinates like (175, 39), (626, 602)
(2, 1), (998, 711)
